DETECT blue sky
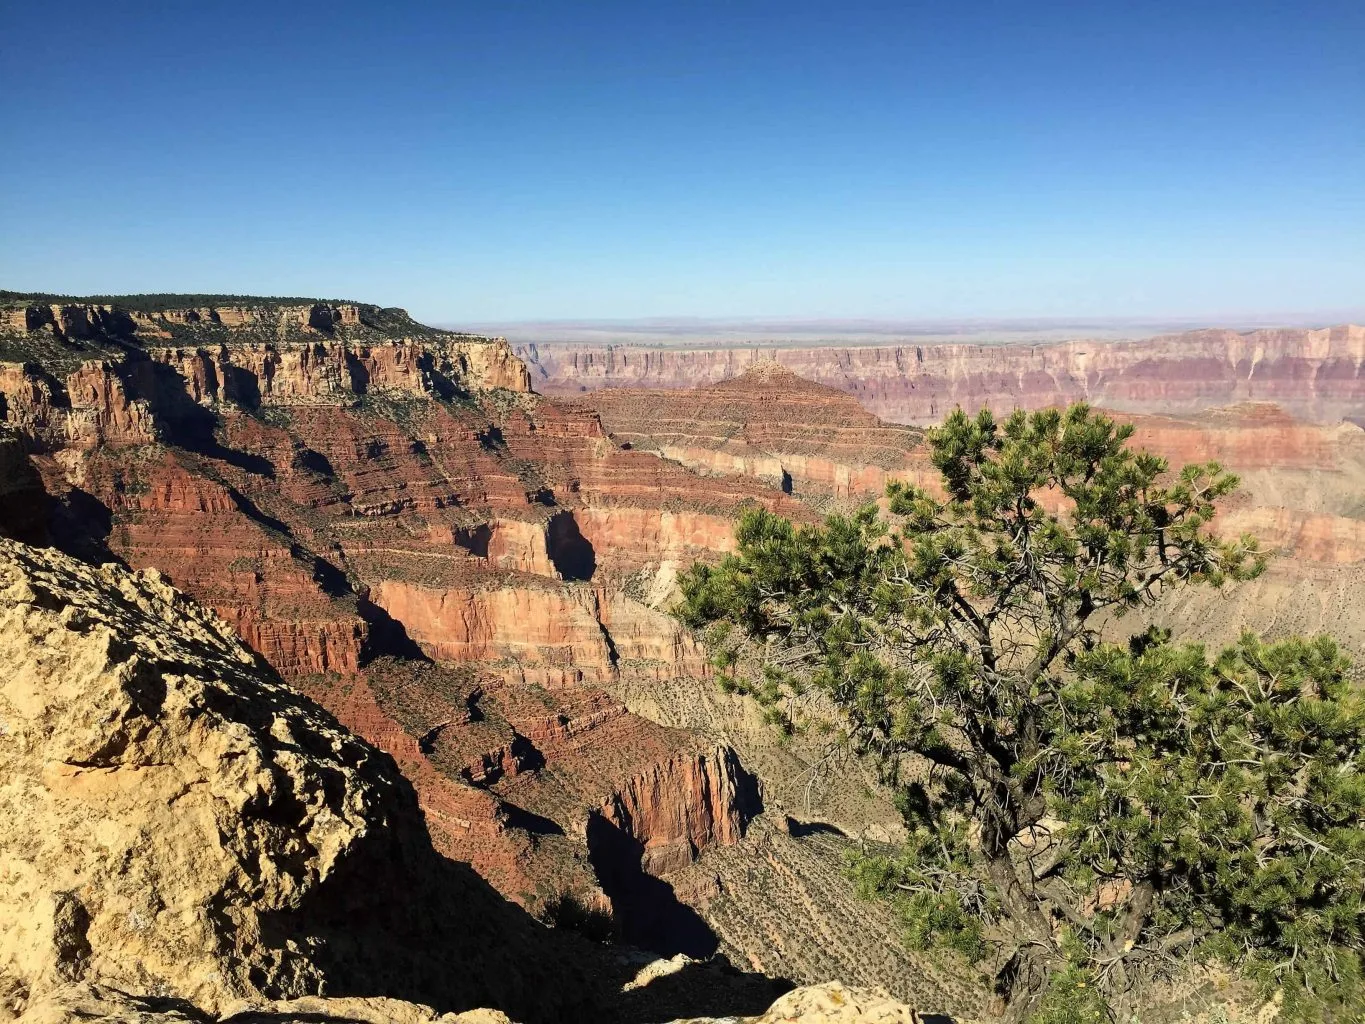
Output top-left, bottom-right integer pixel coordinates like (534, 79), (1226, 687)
(2, 1), (1361, 323)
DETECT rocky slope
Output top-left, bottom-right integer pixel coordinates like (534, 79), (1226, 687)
(517, 323), (1365, 425)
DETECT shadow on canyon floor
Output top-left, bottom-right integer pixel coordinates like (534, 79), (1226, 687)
(586, 813), (719, 959)
(785, 817), (847, 839)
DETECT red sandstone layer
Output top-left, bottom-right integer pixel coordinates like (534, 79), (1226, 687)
(578, 369), (1365, 568)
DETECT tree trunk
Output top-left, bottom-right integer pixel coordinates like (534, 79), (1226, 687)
(997, 946), (1053, 1023)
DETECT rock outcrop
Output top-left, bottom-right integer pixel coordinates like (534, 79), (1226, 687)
(12, 985), (515, 1023)
(154, 337), (531, 403)
(0, 539), (595, 1023)
(586, 363), (929, 499)
(596, 746), (759, 877)
(671, 983), (920, 1023)
(10, 980), (920, 1023)
(517, 323), (1365, 425)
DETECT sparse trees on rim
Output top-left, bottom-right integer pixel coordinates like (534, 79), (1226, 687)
(678, 404), (1365, 1022)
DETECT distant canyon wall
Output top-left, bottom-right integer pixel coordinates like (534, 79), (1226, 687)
(516, 324), (1365, 425)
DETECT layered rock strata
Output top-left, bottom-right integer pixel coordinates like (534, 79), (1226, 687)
(586, 363), (928, 499)
(0, 299), (794, 943)
(518, 323), (1365, 425)
(0, 297), (533, 390)
(581, 369), (1365, 570)
(1118, 404), (1365, 566)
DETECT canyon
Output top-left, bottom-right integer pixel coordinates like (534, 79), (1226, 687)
(583, 359), (1365, 655)
(0, 297), (856, 990)
(4, 293), (1358, 1023)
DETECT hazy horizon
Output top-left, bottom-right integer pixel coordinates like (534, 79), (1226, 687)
(453, 310), (1365, 347)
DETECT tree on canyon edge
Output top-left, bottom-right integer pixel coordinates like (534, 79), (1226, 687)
(678, 404), (1365, 1022)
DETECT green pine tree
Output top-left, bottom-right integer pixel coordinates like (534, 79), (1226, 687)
(679, 404), (1365, 1022)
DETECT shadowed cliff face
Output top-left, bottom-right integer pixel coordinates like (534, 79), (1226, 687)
(516, 324), (1365, 425)
(0, 427), (48, 543)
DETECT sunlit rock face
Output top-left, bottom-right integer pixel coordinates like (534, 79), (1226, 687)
(584, 362), (932, 500)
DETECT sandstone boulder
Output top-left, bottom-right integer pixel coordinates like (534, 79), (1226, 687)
(666, 982), (919, 1023)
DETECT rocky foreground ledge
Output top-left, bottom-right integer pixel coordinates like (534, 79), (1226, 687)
(0, 537), (930, 1024)
(16, 980), (919, 1024)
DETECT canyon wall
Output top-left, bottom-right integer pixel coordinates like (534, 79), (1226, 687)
(579, 367), (1365, 569)
(1117, 405), (1365, 566)
(597, 745), (759, 877)
(586, 363), (929, 499)
(517, 323), (1365, 425)
(0, 299), (793, 945)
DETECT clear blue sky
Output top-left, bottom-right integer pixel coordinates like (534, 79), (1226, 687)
(2, 1), (1361, 323)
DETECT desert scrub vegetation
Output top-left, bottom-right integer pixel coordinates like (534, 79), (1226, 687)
(679, 404), (1365, 1023)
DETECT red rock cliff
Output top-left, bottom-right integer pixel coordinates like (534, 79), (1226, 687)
(596, 745), (759, 877)
(587, 363), (928, 499)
